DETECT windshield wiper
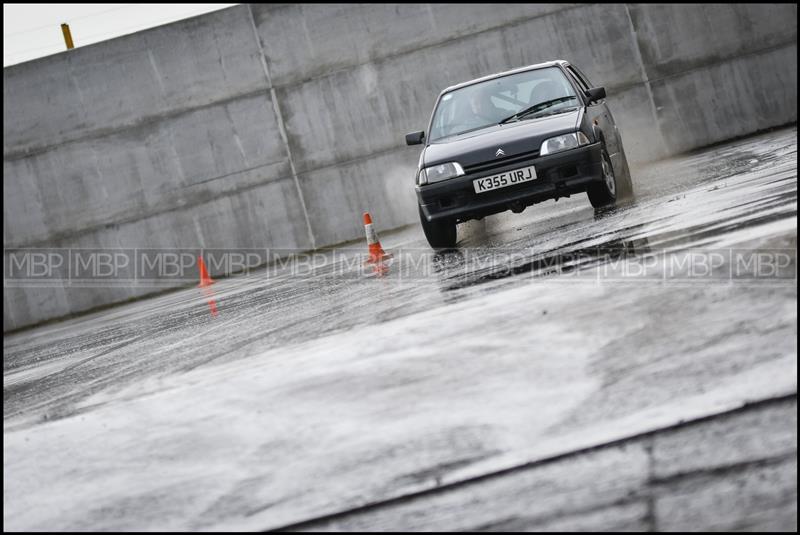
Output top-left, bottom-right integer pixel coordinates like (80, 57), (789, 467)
(499, 96), (578, 124)
(531, 106), (580, 119)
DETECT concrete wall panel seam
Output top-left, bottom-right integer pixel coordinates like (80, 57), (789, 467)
(4, 172), (300, 250)
(293, 144), (413, 180)
(3, 87), (281, 163)
(640, 40), (798, 88)
(245, 3), (316, 250)
(623, 4), (664, 151)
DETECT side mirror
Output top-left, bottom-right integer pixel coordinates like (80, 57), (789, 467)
(585, 87), (606, 103)
(405, 131), (425, 146)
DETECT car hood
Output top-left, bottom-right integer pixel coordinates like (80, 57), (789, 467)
(423, 109), (583, 168)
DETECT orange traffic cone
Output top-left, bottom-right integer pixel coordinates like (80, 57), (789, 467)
(197, 255), (215, 287)
(363, 212), (392, 264)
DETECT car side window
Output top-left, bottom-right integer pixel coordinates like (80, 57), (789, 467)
(569, 65), (596, 90)
(565, 66), (590, 94)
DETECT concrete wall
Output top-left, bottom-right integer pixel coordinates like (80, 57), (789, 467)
(4, 3), (797, 331)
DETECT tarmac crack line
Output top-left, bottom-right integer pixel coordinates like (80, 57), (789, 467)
(264, 392), (797, 532)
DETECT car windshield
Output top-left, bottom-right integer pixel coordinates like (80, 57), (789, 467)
(428, 66), (579, 142)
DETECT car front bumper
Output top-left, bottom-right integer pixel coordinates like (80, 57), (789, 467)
(417, 142), (603, 223)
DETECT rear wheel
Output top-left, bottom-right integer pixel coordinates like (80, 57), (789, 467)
(587, 149), (617, 209)
(419, 206), (457, 249)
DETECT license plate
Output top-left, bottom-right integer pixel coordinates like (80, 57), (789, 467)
(473, 165), (537, 194)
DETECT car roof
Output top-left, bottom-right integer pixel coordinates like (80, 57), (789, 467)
(440, 60), (569, 95)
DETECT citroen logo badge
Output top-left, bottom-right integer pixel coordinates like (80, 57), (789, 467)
(495, 148), (505, 157)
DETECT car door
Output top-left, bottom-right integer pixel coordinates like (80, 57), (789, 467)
(564, 64), (621, 157)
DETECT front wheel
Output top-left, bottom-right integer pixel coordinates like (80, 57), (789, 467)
(419, 207), (457, 249)
(615, 143), (635, 203)
(587, 149), (617, 209)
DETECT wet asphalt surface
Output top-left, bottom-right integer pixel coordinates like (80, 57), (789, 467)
(3, 127), (797, 530)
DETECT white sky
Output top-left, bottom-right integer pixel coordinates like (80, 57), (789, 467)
(3, 3), (239, 67)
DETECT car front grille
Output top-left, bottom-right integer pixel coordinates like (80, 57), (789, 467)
(462, 149), (540, 176)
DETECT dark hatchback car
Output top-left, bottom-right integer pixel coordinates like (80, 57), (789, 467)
(406, 60), (634, 248)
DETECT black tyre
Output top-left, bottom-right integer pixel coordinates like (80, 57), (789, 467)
(615, 143), (635, 202)
(419, 206), (457, 249)
(587, 149), (617, 209)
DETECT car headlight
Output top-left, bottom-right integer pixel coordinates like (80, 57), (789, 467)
(540, 132), (590, 156)
(419, 162), (465, 185)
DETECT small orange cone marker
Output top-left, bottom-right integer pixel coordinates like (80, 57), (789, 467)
(197, 255), (215, 287)
(363, 212), (392, 264)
